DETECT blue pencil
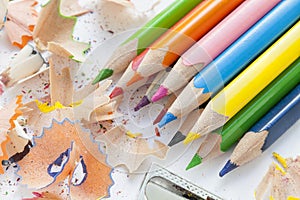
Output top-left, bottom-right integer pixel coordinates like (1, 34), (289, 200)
(220, 84), (300, 177)
(158, 0), (300, 127)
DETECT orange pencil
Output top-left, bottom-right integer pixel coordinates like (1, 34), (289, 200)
(126, 0), (244, 86)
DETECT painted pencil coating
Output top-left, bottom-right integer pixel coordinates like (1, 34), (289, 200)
(123, 0), (202, 55)
(220, 57), (300, 152)
(159, 0), (300, 127)
(127, 0), (244, 86)
(93, 0), (202, 83)
(153, 0), (281, 101)
(187, 20), (300, 140)
(212, 21), (300, 118)
(260, 85), (300, 150)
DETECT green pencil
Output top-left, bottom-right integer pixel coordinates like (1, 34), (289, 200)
(220, 57), (300, 151)
(93, 0), (202, 84)
(186, 57), (300, 170)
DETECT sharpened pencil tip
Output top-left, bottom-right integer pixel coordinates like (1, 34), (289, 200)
(168, 131), (186, 147)
(219, 160), (238, 177)
(153, 108), (167, 125)
(158, 112), (177, 128)
(183, 132), (201, 144)
(186, 154), (202, 170)
(109, 87), (123, 99)
(134, 96), (151, 111)
(93, 69), (114, 84)
(152, 86), (168, 102)
(126, 72), (144, 86)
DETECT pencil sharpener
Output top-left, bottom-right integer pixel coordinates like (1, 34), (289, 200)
(138, 164), (223, 200)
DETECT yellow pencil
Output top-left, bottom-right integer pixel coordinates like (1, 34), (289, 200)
(186, 20), (300, 142)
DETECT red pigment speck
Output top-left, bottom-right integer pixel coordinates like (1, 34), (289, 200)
(155, 127), (160, 137)
(43, 83), (50, 90)
(32, 192), (43, 197)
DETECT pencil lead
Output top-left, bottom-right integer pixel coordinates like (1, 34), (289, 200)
(126, 72), (144, 86)
(219, 160), (238, 177)
(272, 152), (287, 169)
(153, 108), (167, 125)
(158, 112), (177, 128)
(168, 131), (186, 147)
(109, 87), (123, 99)
(152, 86), (168, 102)
(183, 132), (201, 144)
(134, 96), (150, 111)
(186, 154), (202, 170)
(93, 69), (114, 84)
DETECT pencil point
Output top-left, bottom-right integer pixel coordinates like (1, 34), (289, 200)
(126, 72), (144, 86)
(152, 86), (168, 102)
(186, 154), (202, 170)
(153, 108), (167, 125)
(183, 132), (201, 144)
(219, 160), (238, 177)
(109, 87), (123, 99)
(168, 131), (186, 147)
(158, 112), (177, 128)
(134, 96), (150, 111)
(93, 69), (114, 84)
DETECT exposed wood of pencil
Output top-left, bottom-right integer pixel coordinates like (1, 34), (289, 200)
(167, 84), (210, 118)
(197, 133), (223, 161)
(167, 109), (203, 146)
(152, 57), (205, 100)
(189, 102), (229, 137)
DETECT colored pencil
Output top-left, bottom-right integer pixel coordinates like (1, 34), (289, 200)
(134, 68), (171, 111)
(186, 133), (222, 170)
(92, 0), (202, 84)
(151, 0), (281, 102)
(185, 20), (300, 142)
(220, 84), (300, 177)
(168, 109), (203, 147)
(125, 0), (244, 86)
(186, 57), (300, 170)
(152, 93), (177, 125)
(158, 0), (300, 127)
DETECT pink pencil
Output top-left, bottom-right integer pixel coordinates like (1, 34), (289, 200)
(152, 0), (281, 102)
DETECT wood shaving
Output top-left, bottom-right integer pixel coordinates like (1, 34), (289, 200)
(33, 0), (89, 62)
(0, 95), (22, 174)
(5, 0), (38, 48)
(255, 155), (300, 199)
(60, 0), (90, 17)
(96, 126), (169, 173)
(17, 119), (113, 199)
